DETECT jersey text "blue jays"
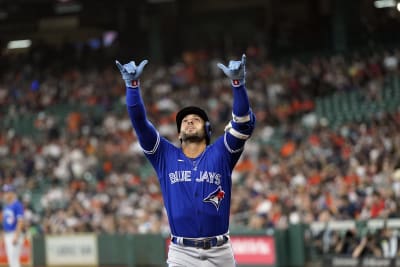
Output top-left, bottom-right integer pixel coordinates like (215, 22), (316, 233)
(169, 171), (221, 185)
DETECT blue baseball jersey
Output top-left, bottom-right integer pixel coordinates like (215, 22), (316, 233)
(2, 200), (24, 232)
(144, 134), (242, 238)
(125, 84), (255, 238)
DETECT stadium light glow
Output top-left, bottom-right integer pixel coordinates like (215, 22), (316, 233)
(397, 2), (400, 11)
(374, 0), (396, 8)
(7, 40), (32, 49)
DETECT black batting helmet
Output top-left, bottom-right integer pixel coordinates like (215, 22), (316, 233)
(176, 106), (212, 144)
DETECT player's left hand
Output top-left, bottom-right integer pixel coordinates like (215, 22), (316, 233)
(115, 59), (148, 88)
(217, 54), (246, 86)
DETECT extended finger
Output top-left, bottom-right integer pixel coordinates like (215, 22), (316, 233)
(241, 54), (246, 66)
(115, 60), (124, 72)
(217, 63), (230, 74)
(137, 60), (149, 72)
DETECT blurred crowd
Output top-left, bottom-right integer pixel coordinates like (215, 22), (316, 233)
(311, 227), (400, 259)
(0, 42), (400, 245)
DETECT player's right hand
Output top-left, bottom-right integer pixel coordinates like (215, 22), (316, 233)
(115, 59), (148, 88)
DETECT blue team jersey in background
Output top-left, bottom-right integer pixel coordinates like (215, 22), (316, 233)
(2, 200), (24, 232)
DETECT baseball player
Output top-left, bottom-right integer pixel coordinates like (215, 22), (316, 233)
(1, 184), (24, 267)
(116, 54), (255, 267)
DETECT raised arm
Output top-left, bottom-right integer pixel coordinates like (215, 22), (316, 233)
(115, 59), (159, 153)
(217, 54), (256, 152)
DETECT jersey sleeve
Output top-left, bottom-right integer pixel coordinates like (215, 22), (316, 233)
(212, 136), (243, 170)
(223, 84), (256, 152)
(15, 201), (24, 219)
(142, 137), (177, 182)
(126, 87), (159, 152)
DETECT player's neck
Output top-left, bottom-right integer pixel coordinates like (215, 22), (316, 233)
(182, 142), (206, 158)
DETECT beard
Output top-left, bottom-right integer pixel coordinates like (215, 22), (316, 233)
(180, 130), (206, 143)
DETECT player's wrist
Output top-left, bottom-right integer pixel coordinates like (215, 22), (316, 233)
(125, 79), (140, 89)
(231, 79), (245, 87)
(126, 79), (140, 89)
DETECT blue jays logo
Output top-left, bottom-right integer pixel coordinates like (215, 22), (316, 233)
(203, 186), (225, 210)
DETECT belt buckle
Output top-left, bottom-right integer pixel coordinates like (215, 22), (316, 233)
(194, 239), (211, 250)
(202, 240), (211, 250)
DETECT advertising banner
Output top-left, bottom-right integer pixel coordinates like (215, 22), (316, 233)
(45, 234), (98, 266)
(230, 236), (276, 266)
